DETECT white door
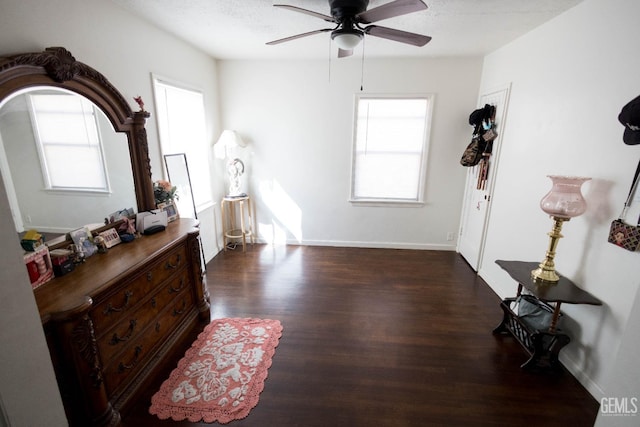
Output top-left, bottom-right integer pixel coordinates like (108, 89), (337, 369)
(458, 84), (511, 271)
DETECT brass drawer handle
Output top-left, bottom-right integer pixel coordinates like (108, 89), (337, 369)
(110, 319), (137, 345)
(173, 300), (187, 316)
(118, 346), (142, 373)
(169, 278), (185, 294)
(103, 290), (133, 315)
(165, 254), (182, 270)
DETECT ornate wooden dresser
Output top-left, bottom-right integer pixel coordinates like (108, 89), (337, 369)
(34, 219), (210, 426)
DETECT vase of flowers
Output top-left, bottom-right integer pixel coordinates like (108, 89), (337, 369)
(154, 180), (178, 206)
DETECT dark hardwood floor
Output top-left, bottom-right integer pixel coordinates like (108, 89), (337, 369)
(123, 245), (599, 427)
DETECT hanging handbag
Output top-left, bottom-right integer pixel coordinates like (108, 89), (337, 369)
(461, 105), (497, 167)
(608, 160), (640, 251)
(460, 135), (487, 167)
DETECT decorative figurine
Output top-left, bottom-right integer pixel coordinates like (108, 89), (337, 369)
(133, 95), (145, 112)
(118, 216), (138, 242)
(69, 243), (85, 264)
(94, 235), (108, 253)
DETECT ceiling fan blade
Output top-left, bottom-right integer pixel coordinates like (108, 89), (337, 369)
(273, 4), (337, 23)
(338, 48), (353, 58)
(357, 0), (427, 24)
(364, 25), (431, 46)
(266, 28), (332, 45)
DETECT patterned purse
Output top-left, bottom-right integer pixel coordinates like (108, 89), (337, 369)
(608, 160), (640, 252)
(460, 135), (486, 167)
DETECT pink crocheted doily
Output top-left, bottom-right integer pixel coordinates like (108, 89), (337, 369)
(149, 317), (282, 424)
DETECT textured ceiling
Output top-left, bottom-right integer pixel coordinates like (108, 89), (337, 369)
(109, 0), (583, 59)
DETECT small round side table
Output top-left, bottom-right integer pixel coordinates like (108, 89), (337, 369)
(220, 195), (255, 252)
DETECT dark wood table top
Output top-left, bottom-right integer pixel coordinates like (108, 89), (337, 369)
(496, 260), (602, 305)
(34, 218), (199, 324)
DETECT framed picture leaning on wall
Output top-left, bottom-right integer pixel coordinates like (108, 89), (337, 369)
(158, 201), (179, 222)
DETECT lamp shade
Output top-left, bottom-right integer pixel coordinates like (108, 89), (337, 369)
(216, 130), (247, 148)
(331, 29), (363, 50)
(539, 175), (591, 219)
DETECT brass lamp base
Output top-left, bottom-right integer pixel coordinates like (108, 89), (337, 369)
(531, 265), (560, 283)
(531, 216), (569, 284)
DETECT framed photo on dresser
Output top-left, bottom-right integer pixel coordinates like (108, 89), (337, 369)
(158, 201), (179, 222)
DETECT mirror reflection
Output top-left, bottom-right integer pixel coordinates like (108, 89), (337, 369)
(0, 87), (137, 237)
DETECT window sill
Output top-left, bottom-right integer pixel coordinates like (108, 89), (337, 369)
(43, 188), (111, 196)
(349, 199), (425, 208)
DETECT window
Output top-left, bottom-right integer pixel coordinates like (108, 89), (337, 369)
(152, 76), (212, 214)
(29, 92), (109, 192)
(350, 95), (432, 204)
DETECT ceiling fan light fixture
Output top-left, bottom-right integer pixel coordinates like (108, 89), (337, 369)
(268, 1), (432, 58)
(331, 28), (364, 50)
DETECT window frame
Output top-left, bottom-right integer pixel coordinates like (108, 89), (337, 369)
(28, 91), (110, 194)
(151, 74), (213, 214)
(349, 93), (434, 206)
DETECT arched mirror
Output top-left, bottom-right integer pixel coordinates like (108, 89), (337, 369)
(0, 47), (155, 242)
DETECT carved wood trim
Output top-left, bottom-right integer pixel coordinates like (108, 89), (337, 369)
(50, 301), (121, 426)
(131, 112), (155, 211)
(72, 314), (104, 389)
(3, 47), (90, 82)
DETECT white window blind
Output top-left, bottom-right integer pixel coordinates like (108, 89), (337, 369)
(29, 93), (109, 192)
(350, 95), (432, 204)
(153, 77), (212, 212)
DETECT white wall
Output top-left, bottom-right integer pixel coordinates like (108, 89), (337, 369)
(0, 0), (223, 424)
(217, 57), (482, 248)
(476, 0), (640, 408)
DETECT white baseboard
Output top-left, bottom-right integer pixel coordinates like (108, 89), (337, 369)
(211, 238), (456, 258)
(560, 352), (605, 401)
(262, 238), (457, 251)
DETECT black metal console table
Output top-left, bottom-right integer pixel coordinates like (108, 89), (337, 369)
(493, 260), (602, 371)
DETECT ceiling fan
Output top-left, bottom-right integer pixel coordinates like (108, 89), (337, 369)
(266, 0), (432, 58)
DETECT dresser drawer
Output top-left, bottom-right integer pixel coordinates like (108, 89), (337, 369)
(102, 289), (195, 396)
(95, 269), (191, 365)
(91, 244), (187, 334)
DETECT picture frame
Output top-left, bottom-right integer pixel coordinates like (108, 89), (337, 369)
(158, 201), (179, 222)
(98, 227), (122, 248)
(105, 207), (135, 224)
(69, 226), (98, 257)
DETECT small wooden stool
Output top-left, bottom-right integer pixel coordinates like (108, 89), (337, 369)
(220, 195), (254, 252)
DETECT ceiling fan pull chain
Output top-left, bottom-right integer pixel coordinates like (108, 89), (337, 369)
(360, 37), (366, 91)
(328, 37), (332, 84)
